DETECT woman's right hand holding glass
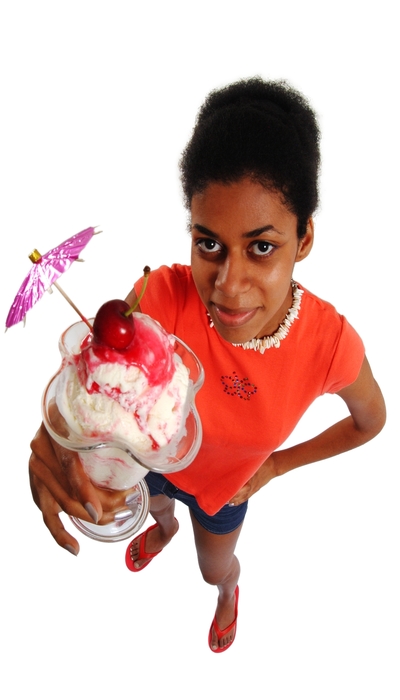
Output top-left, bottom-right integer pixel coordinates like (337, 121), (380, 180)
(29, 423), (129, 554)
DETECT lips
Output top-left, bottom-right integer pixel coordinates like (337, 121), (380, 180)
(211, 302), (259, 328)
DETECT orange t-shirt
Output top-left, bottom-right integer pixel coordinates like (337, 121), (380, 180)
(135, 265), (365, 515)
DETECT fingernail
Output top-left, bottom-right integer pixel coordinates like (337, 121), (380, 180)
(126, 491), (140, 506)
(64, 544), (79, 556)
(84, 502), (99, 523)
(114, 509), (133, 522)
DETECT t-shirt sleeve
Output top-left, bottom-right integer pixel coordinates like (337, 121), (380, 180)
(321, 316), (365, 394)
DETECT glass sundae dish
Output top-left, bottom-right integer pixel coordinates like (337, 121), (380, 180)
(42, 316), (204, 542)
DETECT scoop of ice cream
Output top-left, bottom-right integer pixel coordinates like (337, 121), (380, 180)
(56, 313), (190, 455)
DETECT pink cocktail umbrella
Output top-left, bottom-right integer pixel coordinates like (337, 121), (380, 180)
(5, 226), (99, 329)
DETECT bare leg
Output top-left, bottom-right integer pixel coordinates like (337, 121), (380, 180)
(128, 494), (179, 570)
(190, 510), (243, 650)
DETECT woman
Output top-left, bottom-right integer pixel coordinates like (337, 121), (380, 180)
(29, 78), (386, 653)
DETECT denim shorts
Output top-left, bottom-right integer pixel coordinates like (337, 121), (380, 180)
(144, 472), (248, 535)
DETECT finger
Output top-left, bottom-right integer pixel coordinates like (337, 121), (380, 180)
(51, 441), (104, 523)
(34, 442), (136, 525)
(43, 427), (140, 521)
(96, 486), (139, 520)
(49, 444), (134, 523)
(229, 485), (250, 506)
(30, 472), (80, 555)
(30, 423), (76, 494)
(31, 424), (103, 523)
(29, 450), (98, 522)
(30, 424), (139, 524)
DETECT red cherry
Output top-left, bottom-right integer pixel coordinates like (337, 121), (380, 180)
(92, 299), (135, 349)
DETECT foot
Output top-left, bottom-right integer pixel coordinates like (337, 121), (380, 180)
(129, 518), (179, 571)
(209, 586), (239, 652)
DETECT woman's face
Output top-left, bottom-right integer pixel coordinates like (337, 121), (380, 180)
(190, 178), (313, 344)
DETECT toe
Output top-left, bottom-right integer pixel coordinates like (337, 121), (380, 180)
(133, 558), (147, 570)
(211, 624), (219, 650)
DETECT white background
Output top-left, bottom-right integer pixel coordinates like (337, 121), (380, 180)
(1, 2), (398, 698)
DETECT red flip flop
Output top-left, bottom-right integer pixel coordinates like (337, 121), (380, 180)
(208, 585), (239, 653)
(125, 519), (178, 572)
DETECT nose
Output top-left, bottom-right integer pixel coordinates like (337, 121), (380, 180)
(214, 254), (251, 298)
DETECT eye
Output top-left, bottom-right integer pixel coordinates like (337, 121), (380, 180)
(195, 238), (223, 254)
(250, 240), (275, 257)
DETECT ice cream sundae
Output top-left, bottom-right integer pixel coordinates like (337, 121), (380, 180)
(42, 283), (203, 541)
(55, 308), (192, 489)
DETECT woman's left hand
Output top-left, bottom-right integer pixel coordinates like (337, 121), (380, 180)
(229, 456), (276, 506)
(230, 356), (386, 508)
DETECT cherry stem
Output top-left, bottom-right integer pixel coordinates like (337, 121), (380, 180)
(124, 266), (151, 316)
(53, 281), (93, 331)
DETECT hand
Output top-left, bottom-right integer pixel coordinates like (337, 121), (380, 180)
(228, 456), (277, 506)
(29, 423), (132, 554)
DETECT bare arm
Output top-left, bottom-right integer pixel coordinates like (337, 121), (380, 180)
(230, 356), (386, 505)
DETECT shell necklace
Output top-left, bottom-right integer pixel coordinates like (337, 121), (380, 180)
(208, 281), (303, 355)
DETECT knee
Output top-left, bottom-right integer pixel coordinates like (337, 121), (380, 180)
(198, 556), (239, 587)
(149, 494), (174, 518)
(200, 567), (223, 587)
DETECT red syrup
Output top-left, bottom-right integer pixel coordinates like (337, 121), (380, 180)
(76, 314), (175, 394)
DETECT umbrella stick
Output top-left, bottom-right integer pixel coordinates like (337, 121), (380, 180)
(53, 282), (93, 331)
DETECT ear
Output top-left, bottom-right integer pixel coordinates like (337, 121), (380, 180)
(295, 218), (314, 262)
